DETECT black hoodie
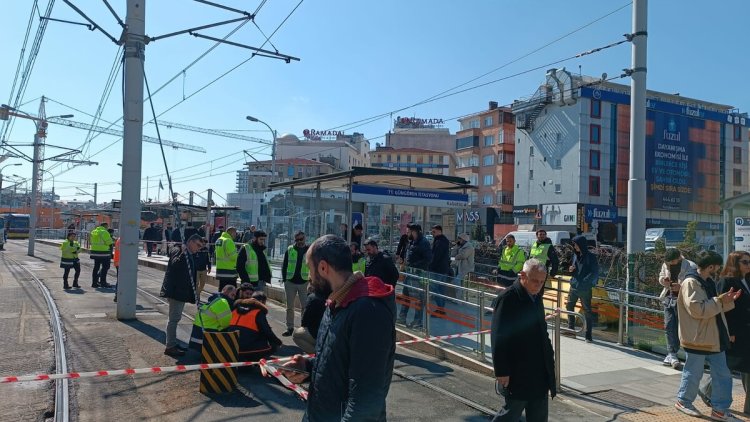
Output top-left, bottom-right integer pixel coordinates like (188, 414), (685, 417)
(569, 235), (599, 290)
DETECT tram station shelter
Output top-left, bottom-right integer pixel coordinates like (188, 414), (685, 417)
(268, 167), (475, 251)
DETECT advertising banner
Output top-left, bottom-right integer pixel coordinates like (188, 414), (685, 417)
(735, 218), (750, 252)
(351, 184), (469, 208)
(542, 203), (578, 226)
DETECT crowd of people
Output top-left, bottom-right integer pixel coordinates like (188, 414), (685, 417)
(57, 219), (750, 421)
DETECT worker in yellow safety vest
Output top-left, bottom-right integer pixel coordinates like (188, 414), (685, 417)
(215, 227), (238, 290)
(351, 242), (366, 273)
(189, 285), (237, 349)
(529, 229), (560, 278)
(89, 222), (114, 288)
(493, 234), (526, 288)
(237, 230), (271, 292)
(60, 231), (81, 290)
(281, 231), (310, 336)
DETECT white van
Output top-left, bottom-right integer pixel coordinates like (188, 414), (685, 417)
(502, 230), (570, 248)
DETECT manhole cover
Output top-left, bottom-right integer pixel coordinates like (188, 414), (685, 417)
(585, 390), (660, 409)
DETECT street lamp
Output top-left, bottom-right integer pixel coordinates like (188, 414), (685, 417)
(0, 163), (22, 209)
(246, 115), (277, 232)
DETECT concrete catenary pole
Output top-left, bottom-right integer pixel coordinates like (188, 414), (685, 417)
(626, 0), (648, 338)
(27, 133), (41, 256)
(117, 0), (146, 320)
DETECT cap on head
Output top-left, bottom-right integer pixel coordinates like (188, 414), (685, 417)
(459, 233), (470, 242)
(409, 224), (422, 232)
(254, 230), (267, 238)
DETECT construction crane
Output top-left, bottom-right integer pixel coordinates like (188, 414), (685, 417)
(153, 120), (273, 146)
(46, 116), (206, 153)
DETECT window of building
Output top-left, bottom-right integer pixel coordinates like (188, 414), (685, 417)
(734, 146), (743, 164)
(482, 154), (494, 166)
(482, 194), (493, 205)
(469, 174), (478, 186)
(734, 168), (743, 186)
(429, 155), (434, 163)
(387, 154), (391, 162)
(252, 181), (258, 189)
(483, 174), (494, 186)
(484, 116), (493, 127)
(470, 155), (479, 167)
(590, 124), (601, 144)
(530, 146), (535, 156)
(735, 124), (743, 142)
(456, 136), (479, 150)
(498, 132), (504, 144)
(555, 184), (561, 194)
(484, 135), (494, 146)
(287, 166), (295, 177)
(469, 192), (478, 204)
(396, 155), (401, 162)
(589, 176), (600, 196)
(529, 170), (534, 180)
(470, 119), (480, 129)
(555, 159), (562, 168)
(590, 150), (601, 170)
(591, 99), (602, 118)
(407, 155), (412, 162)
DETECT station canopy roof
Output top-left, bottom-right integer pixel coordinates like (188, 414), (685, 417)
(268, 167), (474, 192)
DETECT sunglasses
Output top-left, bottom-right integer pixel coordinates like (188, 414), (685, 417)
(740, 260), (750, 265)
(295, 238), (305, 242)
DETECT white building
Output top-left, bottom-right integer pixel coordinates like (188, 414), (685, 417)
(275, 132), (370, 171)
(512, 68), (749, 242)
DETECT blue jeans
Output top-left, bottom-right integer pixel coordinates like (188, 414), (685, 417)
(430, 272), (448, 309)
(677, 351), (733, 412)
(663, 300), (679, 355)
(398, 273), (425, 324)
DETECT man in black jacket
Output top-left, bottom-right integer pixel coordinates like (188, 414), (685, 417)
(143, 222), (159, 257)
(279, 235), (395, 421)
(491, 258), (556, 421)
(160, 234), (202, 357)
(429, 225), (451, 311)
(397, 224), (432, 329)
(364, 239), (399, 288)
(293, 284), (331, 354)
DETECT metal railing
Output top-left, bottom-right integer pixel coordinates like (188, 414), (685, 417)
(395, 269), (586, 392)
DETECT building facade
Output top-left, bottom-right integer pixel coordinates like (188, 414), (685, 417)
(275, 132), (370, 171)
(370, 146), (455, 176)
(512, 68), (750, 242)
(454, 102), (516, 237)
(385, 116), (455, 153)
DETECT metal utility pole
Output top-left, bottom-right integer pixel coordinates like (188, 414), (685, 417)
(626, 0), (648, 339)
(117, 0), (146, 320)
(206, 189), (212, 236)
(93, 182), (98, 206)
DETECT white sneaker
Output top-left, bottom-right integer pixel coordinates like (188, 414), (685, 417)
(710, 410), (742, 421)
(675, 402), (701, 417)
(663, 356), (672, 366)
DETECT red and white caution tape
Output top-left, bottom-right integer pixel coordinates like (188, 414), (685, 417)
(0, 329), (489, 384)
(259, 359), (309, 400)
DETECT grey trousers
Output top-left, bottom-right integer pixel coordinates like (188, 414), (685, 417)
(166, 298), (186, 348)
(284, 282), (308, 329)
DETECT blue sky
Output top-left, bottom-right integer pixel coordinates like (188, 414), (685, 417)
(1, 0), (748, 204)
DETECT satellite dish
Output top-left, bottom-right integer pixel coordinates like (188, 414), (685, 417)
(601, 72), (608, 81)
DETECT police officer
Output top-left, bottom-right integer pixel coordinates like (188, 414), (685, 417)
(214, 226), (238, 291)
(529, 229), (560, 278)
(60, 232), (81, 290)
(89, 222), (114, 288)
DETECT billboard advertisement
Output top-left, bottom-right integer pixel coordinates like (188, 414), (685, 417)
(542, 203), (578, 226)
(645, 110), (719, 213)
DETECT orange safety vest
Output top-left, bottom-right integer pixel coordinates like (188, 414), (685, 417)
(229, 309), (260, 332)
(113, 238), (121, 267)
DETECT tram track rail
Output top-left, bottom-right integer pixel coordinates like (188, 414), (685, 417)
(2, 254), (70, 422)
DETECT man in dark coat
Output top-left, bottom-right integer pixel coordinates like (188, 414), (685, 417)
(491, 258), (556, 421)
(293, 284), (331, 354)
(183, 222), (198, 242)
(397, 224), (432, 329)
(160, 234), (202, 357)
(143, 222), (160, 257)
(278, 235), (395, 421)
(364, 239), (400, 288)
(428, 225), (451, 311)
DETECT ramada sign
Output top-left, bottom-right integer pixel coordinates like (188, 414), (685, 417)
(303, 129), (343, 139)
